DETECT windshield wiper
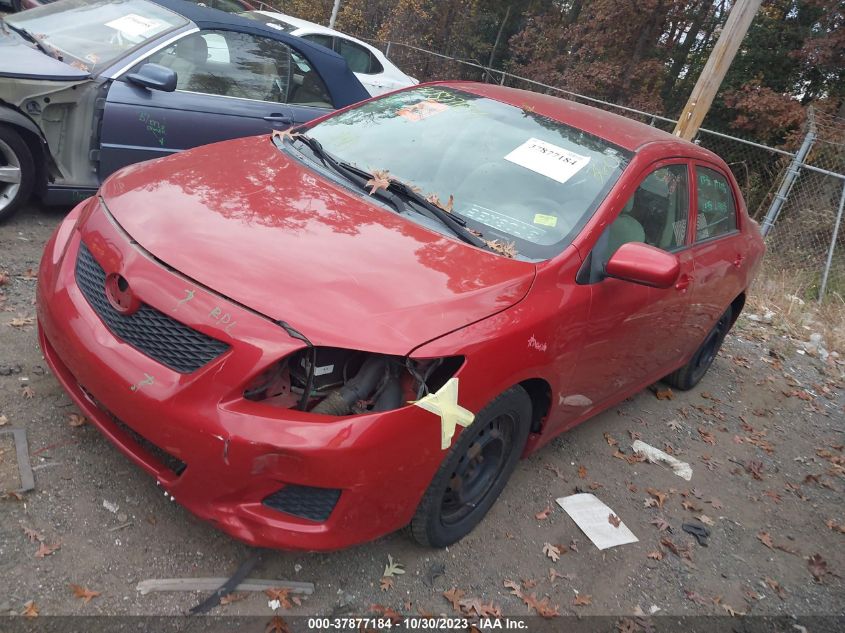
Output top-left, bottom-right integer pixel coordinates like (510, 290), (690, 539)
(3, 21), (57, 59)
(283, 133), (406, 216)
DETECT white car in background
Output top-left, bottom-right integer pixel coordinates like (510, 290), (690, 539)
(244, 10), (417, 96)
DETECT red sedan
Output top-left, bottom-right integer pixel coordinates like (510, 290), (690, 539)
(36, 82), (764, 550)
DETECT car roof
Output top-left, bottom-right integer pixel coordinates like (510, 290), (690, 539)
(252, 10), (378, 53)
(441, 81), (723, 160)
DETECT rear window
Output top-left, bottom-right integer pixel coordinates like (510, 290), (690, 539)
(7, 0), (188, 72)
(305, 86), (632, 260)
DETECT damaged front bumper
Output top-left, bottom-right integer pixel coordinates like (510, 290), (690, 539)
(36, 200), (453, 550)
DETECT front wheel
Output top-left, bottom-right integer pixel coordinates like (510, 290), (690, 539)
(409, 386), (532, 548)
(664, 305), (733, 391)
(0, 126), (35, 223)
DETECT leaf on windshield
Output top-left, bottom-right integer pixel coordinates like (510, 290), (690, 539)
(271, 129), (301, 143)
(366, 170), (392, 195)
(485, 239), (518, 258)
(426, 193), (454, 213)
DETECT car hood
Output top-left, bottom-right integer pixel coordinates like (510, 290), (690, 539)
(0, 30), (89, 81)
(99, 136), (536, 354)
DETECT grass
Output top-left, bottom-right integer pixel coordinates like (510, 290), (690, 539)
(746, 266), (845, 354)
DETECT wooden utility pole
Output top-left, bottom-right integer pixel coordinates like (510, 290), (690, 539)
(673, 0), (762, 140)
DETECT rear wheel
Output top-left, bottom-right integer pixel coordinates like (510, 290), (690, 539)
(0, 126), (35, 223)
(410, 386), (531, 548)
(664, 306), (733, 391)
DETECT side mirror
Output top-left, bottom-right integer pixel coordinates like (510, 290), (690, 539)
(126, 63), (177, 92)
(605, 242), (680, 289)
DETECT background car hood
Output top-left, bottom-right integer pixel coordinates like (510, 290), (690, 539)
(0, 30), (89, 81)
(99, 137), (536, 354)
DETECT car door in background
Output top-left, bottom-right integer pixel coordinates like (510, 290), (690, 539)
(98, 29), (333, 178)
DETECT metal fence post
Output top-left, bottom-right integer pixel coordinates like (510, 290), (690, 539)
(760, 108), (816, 237)
(385, 41), (391, 58)
(819, 181), (845, 300)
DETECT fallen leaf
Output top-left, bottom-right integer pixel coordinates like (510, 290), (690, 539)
(825, 519), (845, 534)
(219, 592), (248, 605)
(383, 554), (405, 577)
(521, 578), (537, 589)
(647, 550), (664, 560)
(264, 615), (291, 633)
(9, 316), (34, 327)
(542, 542), (561, 562)
(646, 488), (667, 508)
(0, 271), (8, 286)
(681, 500), (701, 512)
(650, 517), (670, 531)
(21, 268), (37, 279)
(264, 588), (292, 609)
(697, 514), (715, 526)
(68, 413), (87, 427)
(572, 594), (592, 606)
(544, 463), (565, 479)
(757, 532), (775, 549)
(366, 170), (392, 195)
(0, 414), (8, 426)
(503, 580), (521, 597)
(380, 577), (394, 591)
(721, 603), (745, 616)
(603, 432), (618, 446)
(685, 590), (709, 605)
(70, 584), (100, 604)
(21, 386), (34, 399)
(764, 490), (782, 503)
(709, 498), (724, 509)
(667, 419), (683, 431)
(608, 513), (621, 528)
(577, 465), (587, 479)
(764, 577), (786, 600)
(22, 526), (44, 542)
(655, 388), (674, 400)
(548, 567), (564, 583)
(697, 427), (716, 445)
(808, 554), (829, 582)
(21, 601), (38, 618)
(443, 587), (465, 612)
(535, 505), (551, 520)
(3, 491), (24, 501)
(370, 604), (403, 624)
(35, 541), (61, 558)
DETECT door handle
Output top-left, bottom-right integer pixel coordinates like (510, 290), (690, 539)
(675, 274), (692, 292)
(263, 114), (293, 124)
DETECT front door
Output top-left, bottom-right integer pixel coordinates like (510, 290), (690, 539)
(98, 29), (332, 178)
(563, 160), (700, 418)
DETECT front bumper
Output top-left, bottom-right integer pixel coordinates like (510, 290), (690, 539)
(36, 200), (447, 550)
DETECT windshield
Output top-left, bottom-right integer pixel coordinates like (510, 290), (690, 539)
(305, 86), (631, 260)
(7, 0), (188, 72)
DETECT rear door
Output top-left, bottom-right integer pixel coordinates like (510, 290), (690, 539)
(98, 28), (332, 178)
(685, 163), (748, 340)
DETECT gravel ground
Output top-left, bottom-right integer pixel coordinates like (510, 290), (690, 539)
(1, 201), (844, 628)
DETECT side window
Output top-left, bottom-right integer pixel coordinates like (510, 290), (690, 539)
(287, 49), (333, 107)
(301, 33), (334, 49)
(603, 164), (690, 262)
(146, 31), (291, 103)
(336, 38), (373, 74)
(695, 166), (737, 241)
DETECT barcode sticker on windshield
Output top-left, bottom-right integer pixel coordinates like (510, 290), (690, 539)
(106, 14), (163, 38)
(505, 138), (590, 184)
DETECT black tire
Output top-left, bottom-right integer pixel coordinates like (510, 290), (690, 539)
(0, 125), (35, 223)
(664, 305), (733, 391)
(410, 385), (532, 548)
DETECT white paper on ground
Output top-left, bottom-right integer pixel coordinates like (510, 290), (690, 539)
(631, 439), (693, 481)
(556, 493), (638, 550)
(504, 138), (590, 184)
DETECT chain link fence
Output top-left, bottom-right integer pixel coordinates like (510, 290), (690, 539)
(376, 41), (845, 301)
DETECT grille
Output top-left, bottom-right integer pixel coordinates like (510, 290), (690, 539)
(75, 242), (228, 373)
(263, 485), (341, 522)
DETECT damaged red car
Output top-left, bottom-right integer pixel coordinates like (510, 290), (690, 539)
(36, 82), (764, 550)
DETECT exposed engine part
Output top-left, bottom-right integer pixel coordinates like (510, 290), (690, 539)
(311, 356), (398, 416)
(243, 346), (465, 416)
